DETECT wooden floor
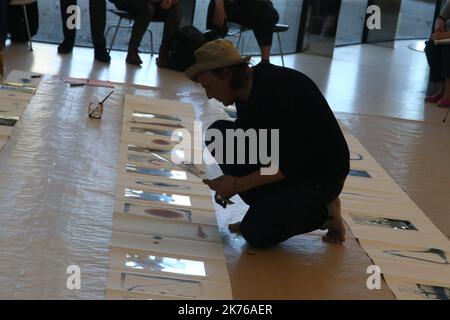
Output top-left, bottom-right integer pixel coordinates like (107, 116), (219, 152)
(1, 39), (449, 299)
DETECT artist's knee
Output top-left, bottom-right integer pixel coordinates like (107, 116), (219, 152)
(240, 221), (280, 248)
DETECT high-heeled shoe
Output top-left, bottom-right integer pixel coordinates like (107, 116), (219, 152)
(425, 91), (444, 103)
(437, 97), (450, 108)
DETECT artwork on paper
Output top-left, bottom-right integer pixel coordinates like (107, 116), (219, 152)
(348, 169), (371, 178)
(341, 191), (392, 201)
(128, 144), (170, 155)
(383, 248), (449, 265)
(350, 152), (364, 161)
(398, 283), (450, 300)
(129, 126), (182, 140)
(128, 152), (172, 167)
(125, 188), (191, 207)
(196, 226), (208, 239)
(124, 253), (206, 277)
(123, 202), (192, 222)
(136, 180), (192, 191)
(132, 111), (182, 122)
(178, 163), (207, 180)
(126, 164), (187, 180)
(129, 119), (184, 129)
(0, 115), (18, 127)
(0, 83), (36, 94)
(120, 272), (202, 298)
(350, 214), (418, 231)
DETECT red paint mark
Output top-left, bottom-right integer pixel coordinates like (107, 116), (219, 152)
(145, 208), (183, 219)
(197, 225), (208, 239)
(153, 139), (170, 145)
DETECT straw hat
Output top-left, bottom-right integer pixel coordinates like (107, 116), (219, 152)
(185, 39), (251, 81)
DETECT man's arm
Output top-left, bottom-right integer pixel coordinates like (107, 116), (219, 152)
(236, 169), (285, 193)
(203, 169), (285, 200)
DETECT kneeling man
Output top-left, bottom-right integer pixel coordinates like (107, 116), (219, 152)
(185, 40), (349, 248)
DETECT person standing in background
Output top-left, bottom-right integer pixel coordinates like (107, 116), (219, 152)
(0, 0), (6, 77)
(108, 0), (181, 66)
(58, 0), (111, 63)
(425, 0), (450, 108)
(206, 0), (279, 63)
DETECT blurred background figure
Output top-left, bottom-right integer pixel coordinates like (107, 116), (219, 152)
(424, 0), (450, 108)
(58, 0), (111, 63)
(206, 0), (279, 63)
(0, 0), (6, 77)
(108, 0), (181, 66)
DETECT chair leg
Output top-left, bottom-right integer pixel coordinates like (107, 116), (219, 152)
(109, 17), (123, 53)
(148, 30), (153, 57)
(277, 32), (284, 67)
(22, 5), (33, 51)
(236, 30), (242, 50)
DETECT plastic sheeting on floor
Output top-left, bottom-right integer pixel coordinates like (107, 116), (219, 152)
(1, 74), (424, 300)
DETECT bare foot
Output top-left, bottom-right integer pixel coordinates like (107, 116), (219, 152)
(228, 222), (241, 234)
(322, 197), (346, 244)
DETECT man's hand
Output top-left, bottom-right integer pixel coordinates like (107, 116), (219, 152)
(203, 175), (238, 200)
(161, 0), (173, 10)
(213, 0), (227, 28)
(214, 192), (234, 208)
(435, 17), (446, 32)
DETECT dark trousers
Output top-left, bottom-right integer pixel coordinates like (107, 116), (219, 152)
(110, 0), (180, 52)
(60, 0), (107, 49)
(425, 39), (450, 82)
(206, 120), (344, 248)
(0, 0), (7, 50)
(207, 0), (279, 47)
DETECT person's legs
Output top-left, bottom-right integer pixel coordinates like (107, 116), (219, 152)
(89, 0), (110, 63)
(206, 0), (228, 38)
(112, 0), (152, 65)
(58, 0), (77, 54)
(425, 40), (445, 102)
(239, 179), (338, 248)
(233, 1), (279, 62)
(437, 45), (450, 107)
(0, 0), (4, 77)
(0, 0), (7, 50)
(153, 1), (181, 67)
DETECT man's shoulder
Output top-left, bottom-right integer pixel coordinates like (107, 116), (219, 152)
(253, 63), (312, 86)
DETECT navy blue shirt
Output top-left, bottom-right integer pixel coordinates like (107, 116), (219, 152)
(235, 63), (350, 184)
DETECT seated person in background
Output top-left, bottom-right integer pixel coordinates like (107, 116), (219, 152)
(207, 0), (279, 63)
(425, 0), (450, 108)
(0, 0), (6, 77)
(58, 0), (111, 63)
(109, 0), (181, 66)
(185, 40), (350, 248)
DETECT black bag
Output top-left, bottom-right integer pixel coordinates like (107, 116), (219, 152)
(7, 1), (39, 42)
(167, 26), (208, 72)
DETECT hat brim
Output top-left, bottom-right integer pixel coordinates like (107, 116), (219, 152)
(185, 56), (252, 81)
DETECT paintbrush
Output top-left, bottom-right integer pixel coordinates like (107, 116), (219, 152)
(443, 108), (450, 123)
(99, 90), (114, 104)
